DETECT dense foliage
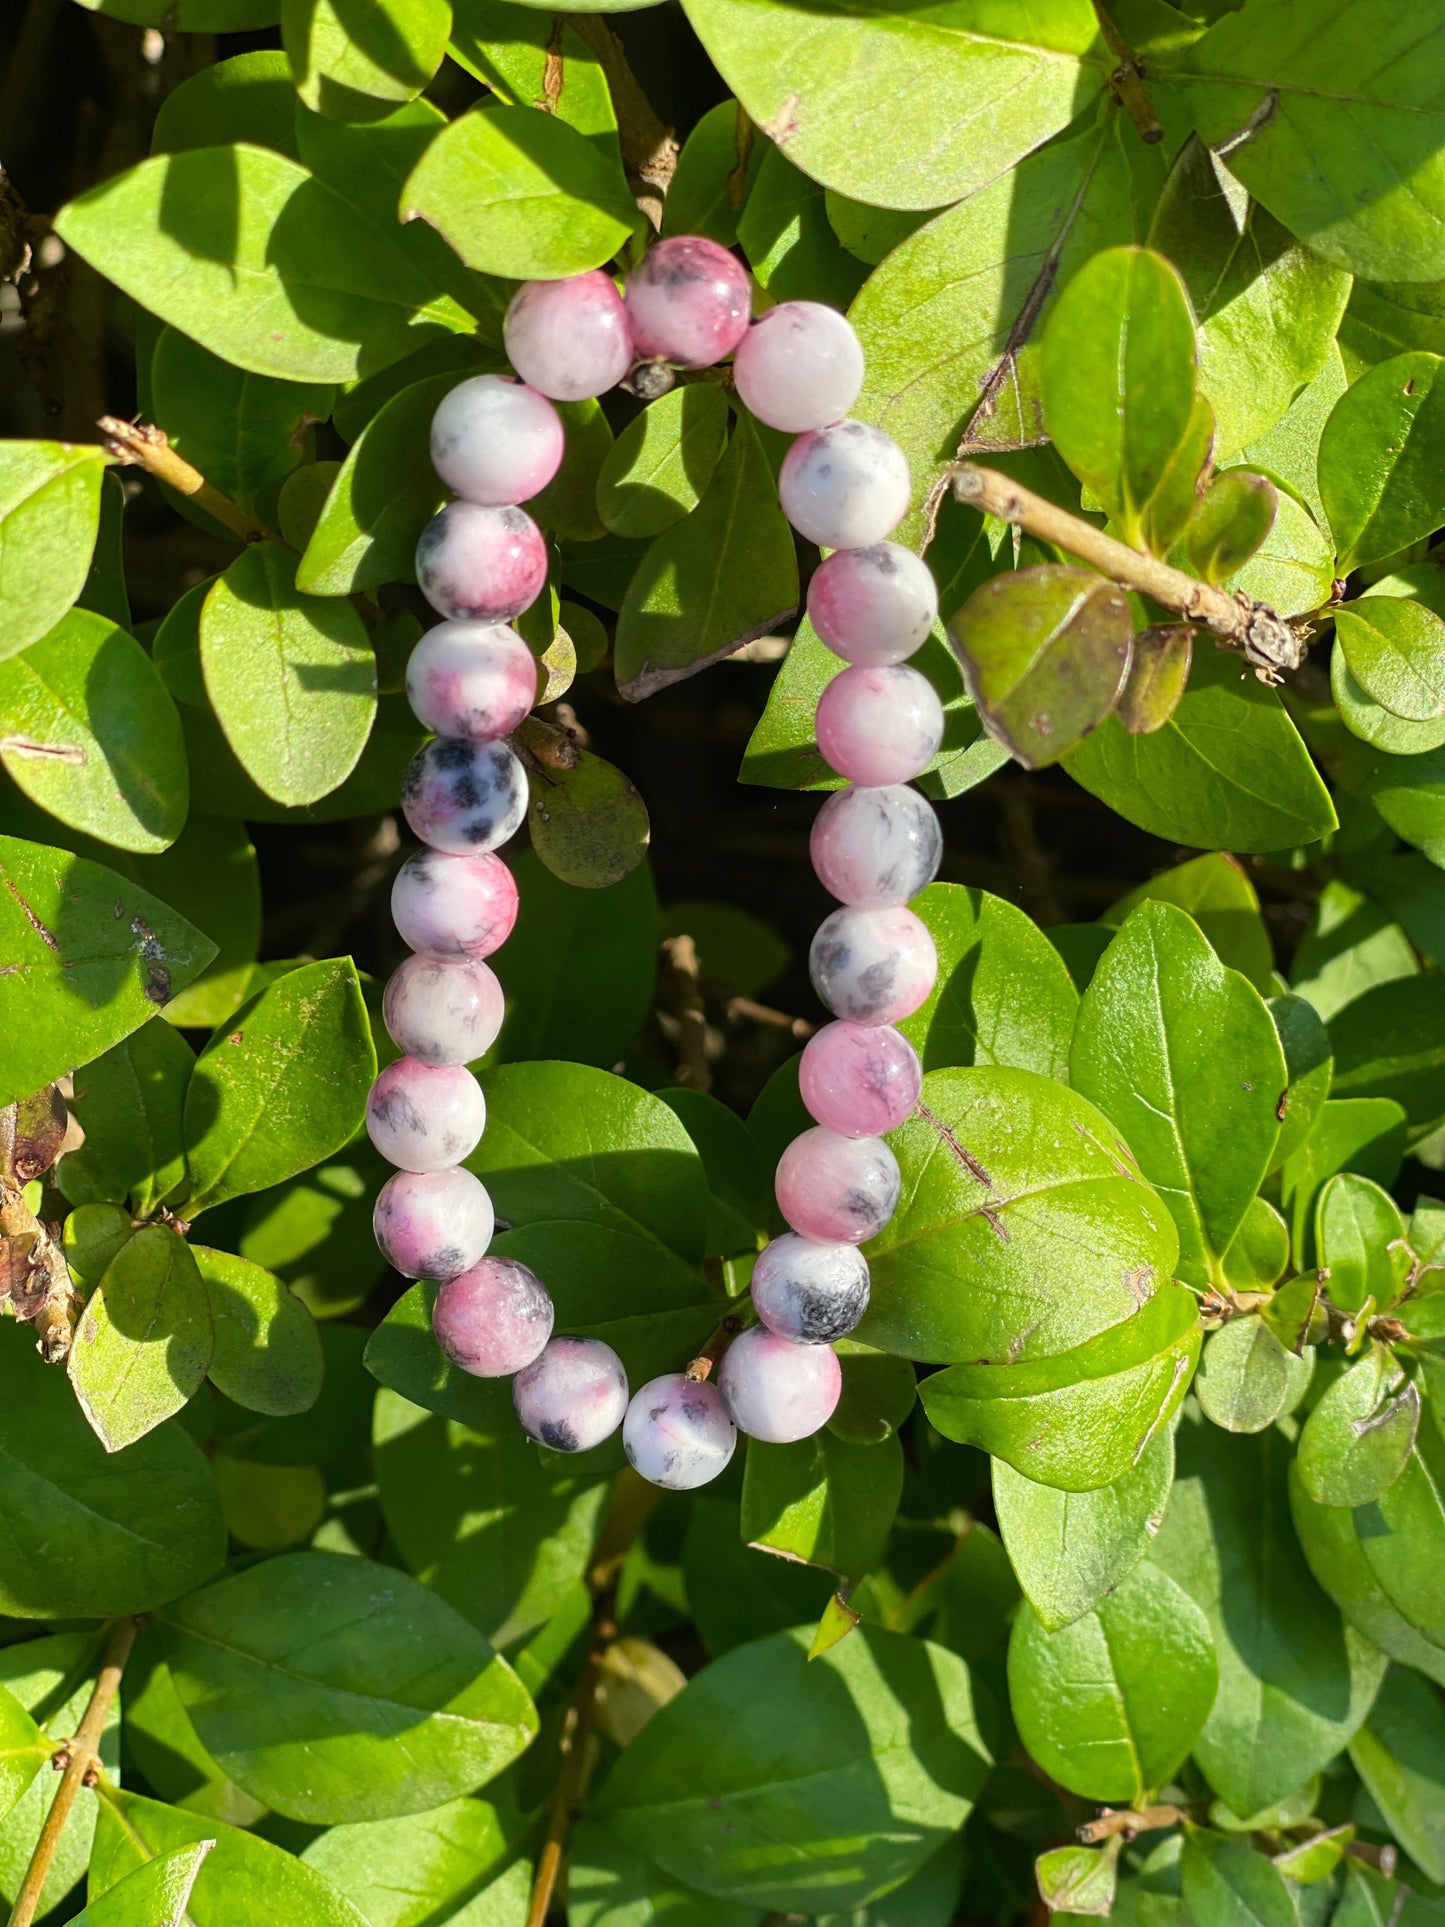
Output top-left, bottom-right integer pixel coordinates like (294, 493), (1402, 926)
(5, 0), (1445, 1922)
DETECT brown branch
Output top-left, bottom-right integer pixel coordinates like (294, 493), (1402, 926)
(1, 1149), (81, 1365)
(97, 417), (278, 546)
(950, 464), (1307, 682)
(568, 16), (678, 228)
(7, 1618), (138, 1927)
(685, 1311), (744, 1383)
(1077, 1804), (1188, 1845)
(724, 996), (816, 1040)
(661, 935), (712, 1092)
(1090, 2), (1163, 144)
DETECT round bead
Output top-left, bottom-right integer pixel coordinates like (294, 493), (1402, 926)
(514, 1337), (629, 1452)
(751, 1234), (870, 1343)
(718, 1326), (842, 1444)
(383, 955), (505, 1067)
(808, 543), (938, 666)
(415, 503), (548, 624)
(816, 664), (944, 786)
(774, 1127), (901, 1244)
(622, 1373), (736, 1490)
(799, 1020), (921, 1137)
(733, 301), (864, 433)
(366, 1057), (486, 1172)
(405, 622), (538, 741)
(625, 235), (751, 368)
(778, 421), (911, 550)
(504, 271), (634, 402)
(429, 375), (564, 506)
(401, 738), (528, 856)
(810, 905), (937, 1026)
(434, 1257), (554, 1378)
(810, 783), (941, 909)
(373, 1167), (495, 1280)
(391, 849), (518, 961)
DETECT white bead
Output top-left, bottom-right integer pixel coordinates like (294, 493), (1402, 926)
(733, 302), (864, 433)
(429, 375), (564, 506)
(778, 421), (911, 549)
(622, 1373), (736, 1489)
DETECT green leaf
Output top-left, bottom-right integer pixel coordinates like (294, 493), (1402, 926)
(1321, 354), (1445, 571)
(55, 146), (475, 383)
(0, 1686), (46, 1829)
(194, 1246), (323, 1417)
(1281, 1097), (1408, 1265)
(1223, 1197), (1290, 1289)
(0, 834), (216, 1108)
(1338, 599), (1445, 726)
(1065, 648), (1337, 852)
(568, 1818), (760, 1927)
(660, 97), (763, 248)
(1315, 1173), (1409, 1312)
(1269, 994), (1334, 1170)
(1291, 878), (1418, 1025)
(1150, 1404), (1387, 1816)
(598, 386), (730, 541)
(1103, 853), (1275, 994)
(402, 101), (636, 278)
(992, 1425), (1175, 1633)
(615, 414), (798, 703)
(200, 547), (375, 806)
(950, 565), (1133, 769)
(899, 883), (1079, 1080)
(1036, 1842), (1119, 1918)
(1115, 624), (1194, 736)
(741, 1429), (903, 1580)
(90, 1786), (372, 1926)
(240, 1146), (390, 1319)
(68, 1224), (214, 1452)
(1328, 976), (1445, 1140)
(1239, 344), (1347, 528)
(135, 813), (262, 1031)
(1160, 0), (1445, 281)
(679, 0), (1104, 211)
(73, 1842), (213, 1926)
(1226, 471), (1334, 621)
(1364, 742), (1445, 866)
(827, 1339), (917, 1448)
(161, 1551), (537, 1823)
(1184, 472), (1280, 584)
(1351, 1403), (1445, 1648)
(1149, 135), (1352, 459)
(527, 748), (650, 889)
(375, 1382), (609, 1644)
(0, 441), (108, 663)
(1008, 1563), (1216, 1803)
(736, 141), (866, 309)
(595, 1625), (993, 1914)
(283, 0), (450, 122)
(863, 1065), (1180, 1366)
(1194, 1315), (1313, 1434)
(1349, 1666), (1445, 1884)
(1071, 901), (1286, 1287)
(918, 1283), (1200, 1493)
(0, 609), (187, 854)
(448, 1), (615, 125)
(150, 50), (301, 157)
(469, 1061), (710, 1262)
(660, 1086), (770, 1260)
(0, 1317), (224, 1617)
(1299, 1348), (1418, 1508)
(1333, 645), (1445, 756)
(301, 1797), (528, 1927)
(1179, 1829), (1299, 1927)
(183, 957), (376, 1214)
(1041, 247), (1197, 552)
(67, 1017), (192, 1215)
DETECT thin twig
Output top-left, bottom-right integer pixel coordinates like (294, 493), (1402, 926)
(685, 1311), (744, 1383)
(7, 1618), (138, 1927)
(1077, 1803), (1188, 1844)
(1090, 2), (1164, 143)
(949, 464), (1307, 681)
(661, 935), (712, 1092)
(567, 16), (677, 228)
(97, 417), (278, 545)
(525, 1612), (611, 1927)
(724, 996), (816, 1040)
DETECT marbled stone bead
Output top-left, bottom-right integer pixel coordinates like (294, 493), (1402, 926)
(390, 849), (518, 961)
(401, 737), (529, 856)
(815, 664), (944, 786)
(405, 622), (538, 741)
(366, 1057), (486, 1172)
(382, 955), (505, 1067)
(433, 1257), (554, 1377)
(808, 542), (937, 666)
(799, 1020), (921, 1137)
(429, 375), (564, 506)
(774, 1126), (901, 1244)
(809, 783), (941, 908)
(778, 421), (910, 550)
(503, 271), (634, 402)
(718, 1326), (842, 1443)
(415, 502), (548, 624)
(514, 1337), (629, 1452)
(622, 1373), (737, 1489)
(373, 1167), (494, 1280)
(750, 1233), (870, 1343)
(809, 905), (937, 1025)
(733, 301), (864, 433)
(625, 235), (751, 368)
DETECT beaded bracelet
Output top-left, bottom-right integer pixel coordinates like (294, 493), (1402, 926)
(365, 235), (940, 1490)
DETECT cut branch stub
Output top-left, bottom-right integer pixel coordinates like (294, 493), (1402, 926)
(1, 1085), (67, 1184)
(949, 564), (1133, 769)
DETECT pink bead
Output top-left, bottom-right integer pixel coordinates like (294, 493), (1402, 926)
(799, 1021), (921, 1137)
(774, 1126), (900, 1244)
(514, 1337), (629, 1452)
(366, 1057), (486, 1172)
(718, 1326), (842, 1443)
(382, 954), (505, 1067)
(391, 849), (518, 961)
(809, 783), (941, 909)
(808, 544), (937, 667)
(433, 1257), (554, 1378)
(373, 1167), (495, 1280)
(809, 905), (937, 1026)
(405, 622), (538, 741)
(401, 738), (528, 856)
(815, 664), (944, 785)
(504, 272), (634, 403)
(415, 503), (548, 624)
(429, 375), (564, 506)
(625, 236), (751, 368)
(732, 302), (864, 433)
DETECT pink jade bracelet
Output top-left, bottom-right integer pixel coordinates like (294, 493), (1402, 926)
(365, 235), (941, 1491)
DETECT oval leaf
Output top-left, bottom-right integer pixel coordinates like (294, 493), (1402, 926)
(69, 1224), (214, 1453)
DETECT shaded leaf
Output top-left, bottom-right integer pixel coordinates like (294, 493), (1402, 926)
(1116, 625), (1193, 735)
(0, 441), (108, 664)
(527, 749), (651, 889)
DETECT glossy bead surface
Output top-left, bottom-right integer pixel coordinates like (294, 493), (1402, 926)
(383, 955), (505, 1067)
(514, 1337), (629, 1452)
(799, 1020), (921, 1137)
(373, 1167), (494, 1280)
(415, 503), (548, 624)
(810, 904), (937, 1025)
(401, 737), (528, 856)
(808, 543), (937, 665)
(434, 1257), (554, 1378)
(733, 301), (864, 433)
(391, 849), (518, 961)
(751, 1233), (870, 1343)
(778, 421), (910, 550)
(718, 1326), (842, 1443)
(405, 622), (538, 741)
(623, 1373), (736, 1490)
(774, 1127), (901, 1244)
(504, 271), (633, 402)
(366, 1057), (486, 1172)
(810, 783), (941, 908)
(430, 375), (563, 506)
(816, 665), (944, 786)
(625, 236), (751, 368)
